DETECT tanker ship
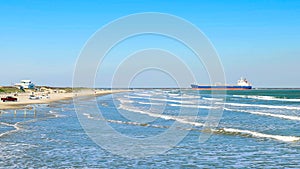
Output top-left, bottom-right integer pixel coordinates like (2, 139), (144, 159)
(191, 78), (252, 90)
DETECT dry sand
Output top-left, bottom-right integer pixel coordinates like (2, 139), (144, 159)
(0, 89), (128, 110)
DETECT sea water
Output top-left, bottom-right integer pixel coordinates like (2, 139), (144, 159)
(0, 89), (300, 168)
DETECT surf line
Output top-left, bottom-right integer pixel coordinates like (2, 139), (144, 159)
(233, 95), (300, 102)
(221, 102), (300, 110)
(117, 104), (300, 142)
(224, 108), (300, 121)
(0, 122), (22, 138)
(216, 128), (300, 142)
(119, 104), (204, 127)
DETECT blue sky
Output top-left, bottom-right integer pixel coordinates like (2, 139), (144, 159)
(0, 0), (299, 87)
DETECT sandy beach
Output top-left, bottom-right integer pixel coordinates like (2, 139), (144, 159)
(0, 89), (127, 110)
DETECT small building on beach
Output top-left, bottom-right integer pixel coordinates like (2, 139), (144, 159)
(15, 80), (35, 89)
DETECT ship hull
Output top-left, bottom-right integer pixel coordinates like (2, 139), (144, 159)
(191, 84), (252, 90)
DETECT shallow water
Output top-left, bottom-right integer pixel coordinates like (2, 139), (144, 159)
(1, 89), (300, 168)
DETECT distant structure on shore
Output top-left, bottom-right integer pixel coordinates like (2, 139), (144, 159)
(15, 80), (35, 89)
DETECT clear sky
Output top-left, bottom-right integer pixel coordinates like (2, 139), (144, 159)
(0, 0), (299, 88)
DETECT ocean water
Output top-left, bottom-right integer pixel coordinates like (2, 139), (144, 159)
(1, 89), (300, 168)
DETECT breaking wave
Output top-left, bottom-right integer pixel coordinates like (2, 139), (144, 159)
(134, 93), (154, 97)
(225, 108), (300, 121)
(119, 104), (203, 127)
(203, 97), (224, 101)
(81, 108), (300, 143)
(233, 95), (300, 102)
(137, 101), (164, 106)
(169, 103), (218, 109)
(217, 128), (300, 142)
(0, 122), (22, 138)
(223, 102), (300, 110)
(173, 94), (201, 99)
(148, 98), (195, 104)
(49, 110), (66, 118)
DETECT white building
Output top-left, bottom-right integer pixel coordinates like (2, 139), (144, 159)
(15, 80), (35, 89)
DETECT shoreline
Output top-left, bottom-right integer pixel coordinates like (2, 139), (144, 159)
(0, 89), (128, 110)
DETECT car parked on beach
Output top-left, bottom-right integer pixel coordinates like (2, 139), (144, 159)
(29, 95), (40, 100)
(1, 96), (18, 102)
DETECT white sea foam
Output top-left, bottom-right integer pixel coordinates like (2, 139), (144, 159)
(55, 114), (66, 118)
(106, 119), (151, 127)
(203, 97), (224, 101)
(134, 93), (153, 97)
(221, 128), (300, 142)
(48, 110), (66, 118)
(119, 104), (203, 127)
(167, 93), (180, 97)
(125, 95), (148, 99)
(0, 122), (15, 128)
(81, 113), (170, 129)
(119, 103), (299, 142)
(118, 98), (135, 103)
(119, 98), (166, 106)
(49, 110), (56, 114)
(223, 102), (300, 110)
(169, 103), (218, 109)
(82, 112), (147, 126)
(233, 95), (300, 102)
(149, 98), (195, 104)
(138, 101), (164, 105)
(173, 94), (201, 99)
(0, 122), (21, 138)
(83, 113), (94, 119)
(0, 110), (9, 114)
(224, 108), (300, 121)
(125, 94), (200, 104)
